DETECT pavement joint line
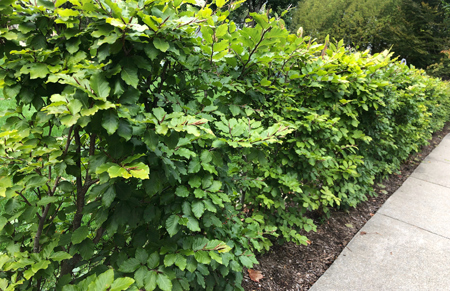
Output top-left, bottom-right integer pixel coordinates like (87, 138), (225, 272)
(409, 175), (450, 190)
(424, 156), (450, 165)
(378, 213), (450, 241)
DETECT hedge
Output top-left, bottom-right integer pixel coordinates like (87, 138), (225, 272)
(0, 0), (449, 290)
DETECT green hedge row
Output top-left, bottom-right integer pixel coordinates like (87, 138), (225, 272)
(0, 1), (449, 290)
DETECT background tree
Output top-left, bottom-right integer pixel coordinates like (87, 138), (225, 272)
(292, 0), (450, 77)
(228, 0), (298, 28)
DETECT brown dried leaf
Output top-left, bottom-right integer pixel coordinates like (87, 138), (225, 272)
(360, 231), (367, 235)
(248, 269), (264, 282)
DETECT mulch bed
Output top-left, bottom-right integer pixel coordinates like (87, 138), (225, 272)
(242, 122), (450, 291)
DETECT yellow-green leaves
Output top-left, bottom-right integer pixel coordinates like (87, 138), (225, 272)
(216, 0), (227, 8)
(20, 63), (49, 79)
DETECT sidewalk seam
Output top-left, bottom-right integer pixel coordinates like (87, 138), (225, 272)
(409, 175), (450, 190)
(378, 213), (450, 241)
(424, 156), (450, 165)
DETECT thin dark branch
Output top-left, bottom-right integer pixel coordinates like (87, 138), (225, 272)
(239, 27), (272, 79)
(93, 227), (104, 244)
(72, 127), (84, 231)
(16, 191), (32, 207)
(33, 204), (50, 253)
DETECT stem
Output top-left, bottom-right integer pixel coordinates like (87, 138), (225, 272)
(33, 204), (50, 253)
(72, 127), (84, 231)
(239, 27), (272, 79)
(16, 191), (32, 207)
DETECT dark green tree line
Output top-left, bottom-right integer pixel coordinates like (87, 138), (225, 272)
(292, 0), (450, 77)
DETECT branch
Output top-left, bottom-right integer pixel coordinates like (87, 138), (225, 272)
(16, 191), (32, 207)
(33, 204), (50, 253)
(93, 227), (104, 244)
(63, 126), (74, 156)
(72, 127), (84, 231)
(239, 27), (272, 79)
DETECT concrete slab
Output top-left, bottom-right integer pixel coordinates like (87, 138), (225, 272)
(426, 134), (450, 164)
(410, 156), (450, 188)
(377, 177), (450, 238)
(309, 214), (450, 291)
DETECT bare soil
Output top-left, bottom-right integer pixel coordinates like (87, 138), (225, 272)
(242, 122), (450, 291)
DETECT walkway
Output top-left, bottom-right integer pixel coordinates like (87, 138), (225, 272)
(310, 134), (450, 291)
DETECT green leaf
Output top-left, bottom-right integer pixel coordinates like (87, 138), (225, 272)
(121, 63), (139, 88)
(186, 216), (200, 232)
(147, 252), (160, 269)
(32, 260), (50, 273)
(239, 255), (254, 268)
(152, 107), (166, 122)
(175, 186), (189, 197)
(209, 251), (223, 264)
(110, 277), (135, 291)
(144, 270), (157, 291)
(59, 181), (75, 192)
(207, 180), (222, 192)
(174, 254), (187, 271)
(191, 201), (205, 219)
(164, 253), (177, 267)
(194, 251), (211, 264)
(78, 239), (95, 260)
(153, 38), (170, 52)
(24, 268), (35, 280)
(156, 273), (172, 291)
(72, 226), (89, 244)
(166, 214), (180, 237)
(68, 99), (83, 114)
(144, 130), (159, 151)
(102, 110), (119, 135)
(107, 165), (131, 179)
(128, 162), (150, 179)
(27, 175), (48, 188)
(186, 256), (197, 273)
(117, 119), (133, 141)
(135, 249), (148, 264)
(188, 158), (201, 173)
(189, 176), (202, 188)
(50, 251), (72, 262)
(119, 258), (141, 273)
(216, 0), (226, 8)
(36, 196), (59, 206)
(93, 269), (114, 291)
(0, 217), (7, 232)
(29, 63), (49, 79)
(102, 185), (116, 207)
(134, 266), (147, 287)
(90, 73), (111, 100)
(200, 150), (213, 164)
(106, 17), (127, 29)
(215, 23), (228, 37)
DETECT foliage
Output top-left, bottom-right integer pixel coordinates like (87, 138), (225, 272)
(227, 0), (296, 29)
(0, 0), (449, 290)
(291, 0), (450, 75)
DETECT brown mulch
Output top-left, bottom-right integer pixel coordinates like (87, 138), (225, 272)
(242, 122), (450, 291)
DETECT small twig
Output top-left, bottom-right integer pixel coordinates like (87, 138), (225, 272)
(16, 191), (32, 207)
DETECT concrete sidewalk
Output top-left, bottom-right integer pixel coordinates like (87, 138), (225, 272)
(310, 134), (450, 291)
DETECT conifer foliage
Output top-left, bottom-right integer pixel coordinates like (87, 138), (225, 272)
(292, 0), (450, 76)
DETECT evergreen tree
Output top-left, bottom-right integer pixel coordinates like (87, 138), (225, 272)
(292, 0), (450, 75)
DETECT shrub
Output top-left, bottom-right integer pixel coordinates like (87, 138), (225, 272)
(0, 1), (449, 290)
